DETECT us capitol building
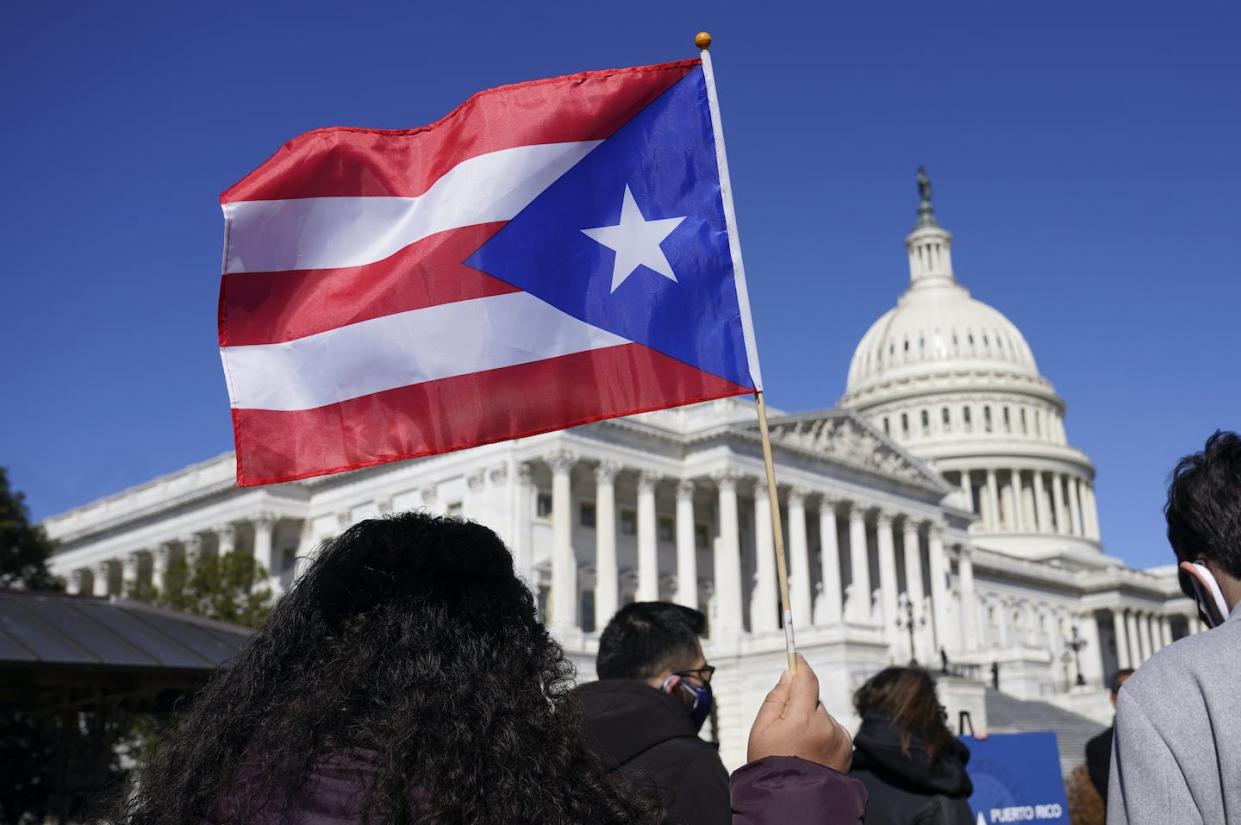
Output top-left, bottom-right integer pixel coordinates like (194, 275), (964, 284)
(44, 174), (1197, 767)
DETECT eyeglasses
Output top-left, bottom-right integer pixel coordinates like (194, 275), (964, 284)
(673, 665), (716, 685)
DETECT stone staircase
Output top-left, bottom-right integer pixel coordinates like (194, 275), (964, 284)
(984, 688), (1107, 776)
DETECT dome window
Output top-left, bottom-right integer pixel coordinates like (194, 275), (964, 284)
(901, 413), (910, 436)
(1020, 408), (1029, 434)
(921, 410), (930, 435)
(1003, 407), (1012, 432)
(983, 333), (990, 348)
(963, 406), (972, 432)
(903, 338), (910, 353)
(942, 407), (951, 431)
(968, 333), (975, 346)
(883, 417), (891, 435)
(984, 406), (993, 433)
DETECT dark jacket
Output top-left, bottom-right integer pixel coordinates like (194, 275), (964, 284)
(848, 711), (974, 825)
(1085, 725), (1112, 805)
(575, 679), (731, 825)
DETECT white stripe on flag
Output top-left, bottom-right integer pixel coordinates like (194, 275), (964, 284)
(222, 141), (601, 274)
(220, 292), (629, 411)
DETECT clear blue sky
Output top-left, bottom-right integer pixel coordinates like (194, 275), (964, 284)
(3, 1), (1238, 570)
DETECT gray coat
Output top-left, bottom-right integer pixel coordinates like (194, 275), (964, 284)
(1108, 604), (1241, 824)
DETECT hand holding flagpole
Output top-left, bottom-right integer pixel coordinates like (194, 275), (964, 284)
(696, 31), (798, 674)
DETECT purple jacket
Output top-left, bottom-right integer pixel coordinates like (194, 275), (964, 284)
(731, 757), (867, 825)
(208, 751), (865, 824)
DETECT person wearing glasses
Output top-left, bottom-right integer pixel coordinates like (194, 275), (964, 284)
(576, 602), (731, 825)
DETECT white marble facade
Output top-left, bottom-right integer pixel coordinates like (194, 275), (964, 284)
(43, 185), (1197, 768)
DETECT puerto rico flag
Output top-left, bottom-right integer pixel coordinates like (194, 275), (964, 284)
(219, 58), (762, 486)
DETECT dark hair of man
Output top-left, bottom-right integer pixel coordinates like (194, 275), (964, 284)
(596, 602), (706, 680)
(1109, 668), (1135, 695)
(854, 666), (955, 765)
(1166, 430), (1241, 580)
(115, 513), (663, 825)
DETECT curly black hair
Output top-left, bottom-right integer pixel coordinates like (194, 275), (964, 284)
(117, 513), (665, 825)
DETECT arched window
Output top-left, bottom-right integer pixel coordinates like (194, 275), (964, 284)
(901, 413), (910, 436)
(963, 406), (973, 432)
(883, 417), (890, 435)
(1003, 406), (1011, 432)
(941, 406), (951, 430)
(984, 406), (993, 433)
(1020, 407), (1028, 434)
(921, 409), (930, 435)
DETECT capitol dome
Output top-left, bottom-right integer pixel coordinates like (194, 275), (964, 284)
(839, 170), (1106, 565)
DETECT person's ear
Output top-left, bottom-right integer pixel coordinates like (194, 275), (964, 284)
(660, 674), (682, 694)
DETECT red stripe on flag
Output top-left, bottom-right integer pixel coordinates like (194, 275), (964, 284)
(219, 223), (515, 346)
(221, 60), (697, 202)
(232, 343), (750, 486)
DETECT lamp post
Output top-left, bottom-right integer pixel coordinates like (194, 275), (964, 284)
(1066, 625), (1088, 687)
(896, 593), (927, 665)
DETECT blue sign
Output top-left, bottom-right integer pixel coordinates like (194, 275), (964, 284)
(960, 733), (1069, 825)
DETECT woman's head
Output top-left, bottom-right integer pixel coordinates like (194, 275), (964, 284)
(854, 666), (954, 764)
(122, 513), (659, 825)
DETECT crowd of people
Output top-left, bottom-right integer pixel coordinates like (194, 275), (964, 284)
(111, 430), (1241, 824)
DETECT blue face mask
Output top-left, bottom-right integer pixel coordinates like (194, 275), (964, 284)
(664, 675), (713, 732)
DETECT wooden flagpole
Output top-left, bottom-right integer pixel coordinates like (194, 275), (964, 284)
(755, 390), (797, 672)
(697, 31), (797, 673)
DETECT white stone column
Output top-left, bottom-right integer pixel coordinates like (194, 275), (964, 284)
(1078, 613), (1105, 688)
(93, 560), (113, 597)
(1083, 483), (1101, 540)
(787, 487), (812, 629)
(1033, 471), (1051, 534)
(1160, 616), (1173, 648)
(816, 500), (843, 626)
(1139, 613), (1155, 658)
(751, 481), (778, 633)
(216, 524), (236, 557)
(847, 505), (871, 623)
(902, 519), (926, 661)
(122, 553), (142, 596)
(986, 470), (1001, 531)
(253, 513), (277, 576)
(958, 547), (978, 651)
(959, 472), (973, 514)
(674, 479), (697, 609)
(713, 471), (744, 634)
(548, 452), (577, 632)
(876, 512), (899, 641)
(152, 543), (173, 592)
(1125, 609), (1142, 665)
(1067, 476), (1084, 537)
(1010, 470), (1026, 532)
(595, 463), (619, 628)
(183, 533), (204, 570)
(927, 524), (950, 653)
(1052, 475), (1069, 535)
(1190, 613), (1204, 635)
(68, 568), (90, 595)
(637, 471), (659, 602)
(513, 463), (533, 579)
(1112, 609), (1132, 669)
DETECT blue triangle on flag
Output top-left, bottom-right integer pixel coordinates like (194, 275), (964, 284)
(465, 67), (755, 390)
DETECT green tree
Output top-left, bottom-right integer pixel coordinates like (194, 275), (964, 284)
(0, 467), (61, 591)
(132, 548), (273, 629)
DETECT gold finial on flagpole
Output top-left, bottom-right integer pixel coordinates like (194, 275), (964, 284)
(694, 31), (712, 50)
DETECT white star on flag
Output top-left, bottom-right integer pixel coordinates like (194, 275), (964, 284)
(582, 186), (686, 293)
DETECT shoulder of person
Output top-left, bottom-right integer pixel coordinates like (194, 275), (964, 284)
(1123, 618), (1241, 699)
